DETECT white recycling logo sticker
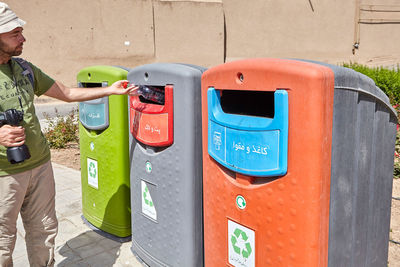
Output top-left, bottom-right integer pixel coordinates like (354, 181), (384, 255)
(87, 158), (98, 189)
(228, 220), (255, 267)
(141, 180), (157, 221)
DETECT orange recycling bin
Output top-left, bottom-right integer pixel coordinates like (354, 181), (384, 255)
(202, 57), (398, 267)
(201, 58), (335, 266)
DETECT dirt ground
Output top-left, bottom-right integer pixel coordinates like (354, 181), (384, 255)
(50, 142), (81, 170)
(50, 145), (400, 265)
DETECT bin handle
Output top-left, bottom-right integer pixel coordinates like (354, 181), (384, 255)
(207, 87), (288, 131)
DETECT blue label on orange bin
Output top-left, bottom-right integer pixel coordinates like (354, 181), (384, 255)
(207, 88), (288, 177)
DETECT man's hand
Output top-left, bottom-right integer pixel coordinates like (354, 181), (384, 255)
(109, 80), (139, 96)
(0, 125), (25, 147)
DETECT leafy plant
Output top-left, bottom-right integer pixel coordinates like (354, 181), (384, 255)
(43, 108), (79, 149)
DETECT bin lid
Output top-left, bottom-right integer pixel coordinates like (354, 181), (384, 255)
(293, 59), (397, 117)
(77, 65), (128, 83)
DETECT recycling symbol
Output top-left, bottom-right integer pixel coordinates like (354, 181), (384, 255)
(88, 162), (97, 178)
(236, 195), (246, 209)
(145, 161), (152, 173)
(143, 185), (153, 207)
(231, 228), (252, 259)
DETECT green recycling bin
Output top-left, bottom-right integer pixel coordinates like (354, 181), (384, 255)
(78, 65), (131, 238)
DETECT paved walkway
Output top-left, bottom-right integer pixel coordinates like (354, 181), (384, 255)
(12, 162), (144, 267)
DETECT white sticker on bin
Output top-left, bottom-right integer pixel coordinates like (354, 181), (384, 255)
(141, 180), (157, 221)
(87, 158), (98, 189)
(228, 220), (255, 267)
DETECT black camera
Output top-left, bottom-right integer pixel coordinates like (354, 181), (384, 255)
(0, 97), (31, 164)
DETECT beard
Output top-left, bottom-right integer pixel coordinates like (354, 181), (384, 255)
(0, 39), (23, 57)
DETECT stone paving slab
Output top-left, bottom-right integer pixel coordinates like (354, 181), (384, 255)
(12, 162), (143, 267)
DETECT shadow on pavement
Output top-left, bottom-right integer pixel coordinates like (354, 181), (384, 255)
(56, 230), (123, 266)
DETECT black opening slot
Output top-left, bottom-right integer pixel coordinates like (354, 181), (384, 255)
(220, 90), (275, 118)
(138, 85), (165, 105)
(80, 82), (103, 88)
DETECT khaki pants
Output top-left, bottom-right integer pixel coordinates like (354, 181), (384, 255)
(0, 160), (58, 267)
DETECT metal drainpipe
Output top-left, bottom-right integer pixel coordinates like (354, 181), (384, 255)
(353, 0), (361, 54)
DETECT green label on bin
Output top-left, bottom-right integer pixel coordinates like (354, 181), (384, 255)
(228, 220), (255, 267)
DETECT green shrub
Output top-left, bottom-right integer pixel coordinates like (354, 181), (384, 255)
(43, 108), (79, 149)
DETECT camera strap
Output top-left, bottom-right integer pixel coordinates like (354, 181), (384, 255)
(7, 60), (27, 111)
(12, 58), (34, 89)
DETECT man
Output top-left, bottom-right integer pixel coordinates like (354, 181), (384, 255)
(0, 3), (136, 266)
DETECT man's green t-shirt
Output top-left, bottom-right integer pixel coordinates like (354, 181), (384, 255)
(0, 58), (55, 175)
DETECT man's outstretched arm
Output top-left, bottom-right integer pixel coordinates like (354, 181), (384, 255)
(44, 80), (137, 102)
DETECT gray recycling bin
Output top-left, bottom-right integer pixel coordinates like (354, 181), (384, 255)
(312, 60), (397, 266)
(128, 63), (206, 266)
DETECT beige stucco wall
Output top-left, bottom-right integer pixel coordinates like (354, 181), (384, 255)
(10, 0), (155, 86)
(223, 0), (356, 63)
(355, 0), (400, 67)
(153, 0), (224, 66)
(6, 0), (400, 86)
